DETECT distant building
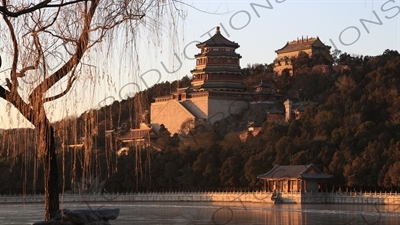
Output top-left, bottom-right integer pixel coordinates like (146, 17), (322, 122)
(231, 99), (317, 140)
(118, 123), (157, 144)
(251, 81), (280, 104)
(117, 122), (160, 154)
(151, 27), (276, 135)
(231, 121), (262, 142)
(257, 164), (333, 192)
(273, 36), (331, 75)
(190, 26), (244, 91)
(264, 99), (317, 123)
(284, 99), (317, 121)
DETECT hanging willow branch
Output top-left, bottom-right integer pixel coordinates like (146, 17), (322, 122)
(1, 0), (186, 221)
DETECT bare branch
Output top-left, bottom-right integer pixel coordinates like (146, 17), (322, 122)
(5, 78), (11, 90)
(88, 14), (145, 32)
(1, 3), (19, 92)
(17, 32), (42, 77)
(0, 82), (34, 123)
(86, 14), (144, 48)
(44, 72), (77, 103)
(29, 0), (100, 104)
(0, 0), (50, 17)
(42, 30), (78, 44)
(172, 0), (231, 15)
(0, 0), (87, 17)
(38, 2), (62, 31)
(29, 1), (146, 104)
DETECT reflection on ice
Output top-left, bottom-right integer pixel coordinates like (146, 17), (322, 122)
(1, 202), (400, 225)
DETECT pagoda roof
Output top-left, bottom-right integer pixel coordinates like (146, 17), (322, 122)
(257, 164), (333, 180)
(197, 26), (240, 48)
(201, 81), (246, 90)
(195, 51), (242, 58)
(190, 66), (242, 74)
(275, 36), (329, 54)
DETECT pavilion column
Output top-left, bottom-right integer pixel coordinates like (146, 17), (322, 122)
(298, 180), (301, 192)
(322, 180), (327, 192)
(263, 179), (267, 191)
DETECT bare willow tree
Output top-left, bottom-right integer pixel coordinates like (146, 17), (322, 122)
(0, 0), (184, 220)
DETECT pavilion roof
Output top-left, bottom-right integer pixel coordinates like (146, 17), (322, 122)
(118, 123), (157, 141)
(257, 163), (333, 180)
(118, 129), (151, 140)
(196, 26), (239, 48)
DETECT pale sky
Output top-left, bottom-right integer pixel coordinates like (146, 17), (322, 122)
(1, 0), (399, 129)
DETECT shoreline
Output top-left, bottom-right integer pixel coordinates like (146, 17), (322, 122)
(1, 191), (400, 205)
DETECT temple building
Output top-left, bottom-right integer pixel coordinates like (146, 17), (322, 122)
(190, 26), (245, 91)
(273, 36), (331, 75)
(257, 164), (333, 193)
(151, 27), (276, 135)
(116, 122), (159, 155)
(118, 122), (157, 145)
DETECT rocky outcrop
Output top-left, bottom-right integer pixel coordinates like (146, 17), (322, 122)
(32, 208), (119, 225)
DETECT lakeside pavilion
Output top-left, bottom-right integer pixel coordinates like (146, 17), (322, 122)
(257, 164), (333, 193)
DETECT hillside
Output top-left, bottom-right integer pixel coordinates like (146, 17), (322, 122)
(0, 49), (399, 193)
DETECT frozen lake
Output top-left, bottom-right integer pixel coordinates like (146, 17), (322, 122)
(1, 201), (400, 224)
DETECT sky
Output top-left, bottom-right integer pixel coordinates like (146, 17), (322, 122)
(1, 0), (399, 129)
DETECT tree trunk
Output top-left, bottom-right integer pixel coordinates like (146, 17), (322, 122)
(38, 119), (59, 221)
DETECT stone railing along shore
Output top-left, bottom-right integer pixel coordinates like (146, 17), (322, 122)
(1, 191), (400, 205)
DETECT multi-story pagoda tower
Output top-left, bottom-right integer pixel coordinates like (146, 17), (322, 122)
(189, 26), (245, 92)
(151, 26), (277, 135)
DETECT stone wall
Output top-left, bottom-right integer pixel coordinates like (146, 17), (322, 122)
(185, 95), (208, 118)
(150, 94), (250, 134)
(208, 98), (248, 125)
(277, 48), (313, 60)
(150, 100), (195, 134)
